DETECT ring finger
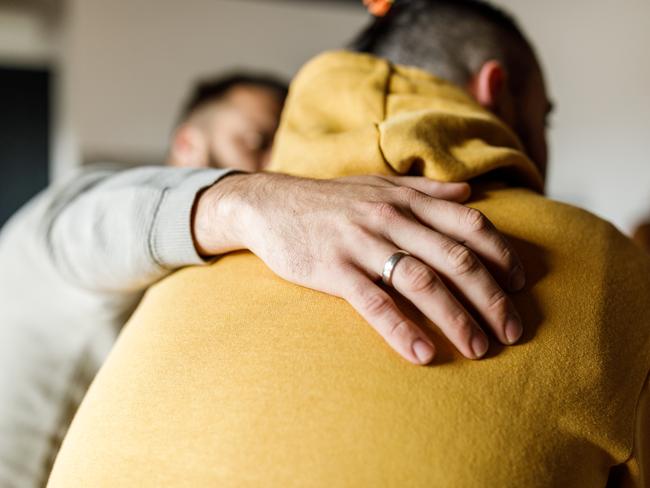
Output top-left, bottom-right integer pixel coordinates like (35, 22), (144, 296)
(358, 240), (490, 359)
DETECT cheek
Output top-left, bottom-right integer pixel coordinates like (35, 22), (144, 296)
(210, 130), (241, 159)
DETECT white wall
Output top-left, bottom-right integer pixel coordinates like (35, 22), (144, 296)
(61, 0), (650, 232)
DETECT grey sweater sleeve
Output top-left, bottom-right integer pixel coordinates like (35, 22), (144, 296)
(40, 165), (235, 292)
(0, 164), (234, 487)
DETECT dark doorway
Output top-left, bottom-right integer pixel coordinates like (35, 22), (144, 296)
(0, 66), (50, 229)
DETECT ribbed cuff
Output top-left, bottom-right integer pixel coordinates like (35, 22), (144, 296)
(150, 168), (237, 269)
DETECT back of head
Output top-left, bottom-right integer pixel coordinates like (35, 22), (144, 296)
(351, 0), (537, 94)
(348, 0), (551, 174)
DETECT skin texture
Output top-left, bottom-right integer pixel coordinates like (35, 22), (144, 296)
(170, 74), (544, 365)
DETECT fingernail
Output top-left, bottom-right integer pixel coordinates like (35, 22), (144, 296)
(505, 314), (523, 344)
(471, 333), (489, 359)
(412, 339), (435, 364)
(509, 265), (526, 292)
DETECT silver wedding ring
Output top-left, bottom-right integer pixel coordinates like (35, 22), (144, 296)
(381, 250), (410, 287)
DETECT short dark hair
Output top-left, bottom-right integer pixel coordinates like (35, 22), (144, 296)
(350, 0), (537, 93)
(179, 72), (288, 123)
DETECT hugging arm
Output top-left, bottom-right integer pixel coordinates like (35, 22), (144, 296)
(15, 165), (525, 365)
(42, 165), (235, 293)
(195, 172), (526, 364)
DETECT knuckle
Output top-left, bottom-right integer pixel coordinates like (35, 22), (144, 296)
(401, 260), (439, 294)
(499, 245), (518, 270)
(369, 201), (402, 223)
(446, 243), (480, 276)
(486, 288), (510, 317)
(345, 225), (373, 248)
(395, 186), (418, 203)
(359, 289), (393, 317)
(388, 320), (412, 339)
(463, 208), (489, 233)
(448, 311), (474, 335)
(498, 239), (518, 267)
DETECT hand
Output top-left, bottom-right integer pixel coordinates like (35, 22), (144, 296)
(193, 172), (525, 365)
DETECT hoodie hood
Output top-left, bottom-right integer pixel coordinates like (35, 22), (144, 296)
(269, 50), (543, 193)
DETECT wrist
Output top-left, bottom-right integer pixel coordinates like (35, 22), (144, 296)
(192, 172), (253, 257)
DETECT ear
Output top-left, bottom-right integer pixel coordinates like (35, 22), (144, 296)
(168, 125), (208, 168)
(467, 60), (507, 110)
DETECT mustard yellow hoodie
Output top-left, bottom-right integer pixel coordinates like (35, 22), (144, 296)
(48, 52), (650, 487)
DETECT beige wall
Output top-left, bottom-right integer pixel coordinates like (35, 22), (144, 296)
(62, 0), (367, 169)
(499, 0), (650, 231)
(0, 6), (59, 67)
(60, 0), (650, 231)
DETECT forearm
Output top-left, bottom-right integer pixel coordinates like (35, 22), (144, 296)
(41, 165), (235, 292)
